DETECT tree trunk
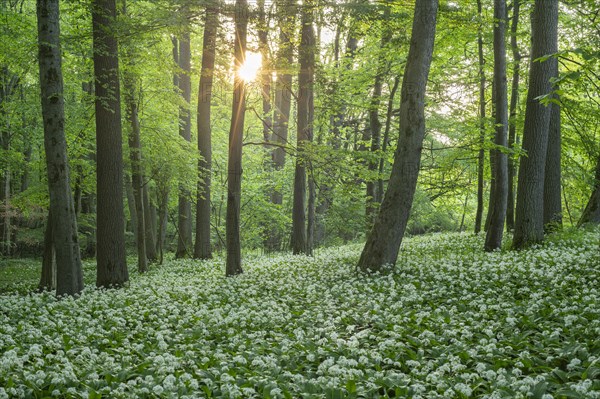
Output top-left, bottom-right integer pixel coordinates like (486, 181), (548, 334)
(513, 0), (558, 249)
(484, 0), (509, 251)
(266, 0), (295, 252)
(226, 0), (247, 276)
(37, 0), (84, 295)
(257, 0), (272, 143)
(506, 0), (521, 231)
(176, 28), (192, 258)
(124, 174), (136, 233)
(366, 4), (391, 225)
(377, 75), (400, 200)
(123, 72), (147, 272)
(92, 0), (128, 287)
(143, 184), (157, 261)
(357, 0), (438, 272)
(578, 155), (600, 226)
(156, 181), (169, 264)
(474, 0), (486, 235)
(195, 5), (218, 260)
(291, 1), (315, 256)
(543, 93), (562, 230)
(39, 212), (56, 292)
(0, 66), (18, 256)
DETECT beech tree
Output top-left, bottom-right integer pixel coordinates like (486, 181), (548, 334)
(176, 17), (193, 259)
(92, 0), (128, 287)
(226, 0), (248, 276)
(506, 0), (521, 231)
(513, 0), (558, 249)
(484, 0), (508, 251)
(474, 0), (486, 235)
(36, 0), (84, 296)
(266, 0), (295, 252)
(122, 0), (147, 273)
(194, 4), (219, 260)
(291, 0), (316, 256)
(578, 155), (600, 226)
(357, 0), (439, 272)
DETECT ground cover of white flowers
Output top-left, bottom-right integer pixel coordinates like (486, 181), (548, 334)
(1, 229), (599, 399)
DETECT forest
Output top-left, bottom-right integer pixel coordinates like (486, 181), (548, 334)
(1, 0), (599, 397)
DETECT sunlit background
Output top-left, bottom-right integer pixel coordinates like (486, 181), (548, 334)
(237, 52), (262, 82)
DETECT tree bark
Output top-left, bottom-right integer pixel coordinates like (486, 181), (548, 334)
(474, 0), (486, 235)
(257, 0), (272, 143)
(377, 75), (400, 201)
(37, 0), (84, 295)
(357, 0), (438, 272)
(195, 4), (218, 260)
(92, 0), (128, 287)
(176, 28), (192, 258)
(484, 0), (509, 251)
(156, 180), (169, 264)
(123, 72), (147, 272)
(543, 91), (562, 230)
(513, 0), (558, 249)
(38, 211), (56, 292)
(578, 154), (600, 226)
(366, 4), (391, 225)
(226, 0), (247, 276)
(143, 184), (157, 261)
(506, 0), (521, 231)
(291, 1), (315, 256)
(266, 0), (295, 252)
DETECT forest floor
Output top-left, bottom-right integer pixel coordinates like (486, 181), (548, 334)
(1, 228), (599, 398)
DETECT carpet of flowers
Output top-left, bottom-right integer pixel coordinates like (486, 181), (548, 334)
(1, 229), (599, 398)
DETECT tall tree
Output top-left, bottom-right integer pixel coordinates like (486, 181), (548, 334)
(176, 21), (193, 258)
(226, 0), (248, 276)
(257, 0), (272, 143)
(366, 4), (392, 224)
(266, 0), (295, 252)
(122, 0), (147, 273)
(37, 0), (84, 295)
(92, 0), (128, 287)
(484, 0), (509, 251)
(291, 0), (315, 255)
(357, 0), (439, 272)
(506, 0), (521, 231)
(38, 211), (55, 291)
(194, 3), (218, 260)
(474, 0), (486, 235)
(513, 0), (558, 249)
(543, 84), (562, 230)
(578, 154), (600, 226)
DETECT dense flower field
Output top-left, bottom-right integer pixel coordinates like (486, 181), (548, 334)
(1, 229), (599, 398)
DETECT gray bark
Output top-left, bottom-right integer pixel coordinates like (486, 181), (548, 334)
(578, 155), (600, 226)
(543, 91), (562, 230)
(291, 1), (315, 256)
(92, 0), (128, 287)
(123, 73), (147, 272)
(38, 212), (56, 292)
(484, 0), (509, 251)
(37, 0), (84, 295)
(513, 0), (558, 249)
(366, 4), (391, 224)
(176, 29), (192, 258)
(506, 0), (521, 231)
(474, 0), (486, 235)
(357, 0), (438, 272)
(266, 0), (295, 252)
(226, 0), (247, 276)
(195, 5), (218, 260)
